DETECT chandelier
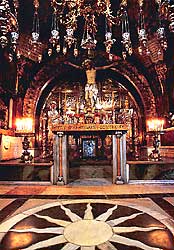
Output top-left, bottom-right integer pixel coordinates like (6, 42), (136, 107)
(0, 0), (173, 62)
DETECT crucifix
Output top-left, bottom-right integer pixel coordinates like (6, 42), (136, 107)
(65, 59), (119, 109)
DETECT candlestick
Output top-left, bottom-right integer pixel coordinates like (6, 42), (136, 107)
(147, 118), (165, 161)
(15, 117), (34, 162)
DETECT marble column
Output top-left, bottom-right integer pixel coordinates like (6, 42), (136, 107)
(132, 110), (139, 159)
(113, 131), (127, 184)
(8, 98), (13, 129)
(53, 132), (68, 185)
(41, 113), (48, 158)
(121, 132), (128, 183)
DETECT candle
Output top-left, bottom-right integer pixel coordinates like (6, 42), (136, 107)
(16, 118), (33, 132)
(147, 118), (164, 132)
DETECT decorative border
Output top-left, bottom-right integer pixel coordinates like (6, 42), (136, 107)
(52, 123), (128, 132)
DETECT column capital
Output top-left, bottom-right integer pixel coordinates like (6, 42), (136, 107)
(115, 131), (123, 138)
(57, 132), (64, 137)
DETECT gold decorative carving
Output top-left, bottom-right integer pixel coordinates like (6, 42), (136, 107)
(121, 0), (127, 7)
(0, 129), (15, 136)
(33, 0), (39, 9)
(138, 0), (143, 7)
(52, 123), (127, 132)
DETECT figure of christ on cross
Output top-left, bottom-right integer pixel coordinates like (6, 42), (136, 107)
(64, 58), (119, 109)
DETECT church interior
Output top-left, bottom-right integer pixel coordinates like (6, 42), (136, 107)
(0, 0), (174, 249)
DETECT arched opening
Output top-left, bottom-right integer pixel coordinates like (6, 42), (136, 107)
(34, 68), (147, 184)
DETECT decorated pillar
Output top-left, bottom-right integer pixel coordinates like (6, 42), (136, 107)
(8, 98), (13, 129)
(121, 132), (128, 183)
(113, 131), (127, 184)
(132, 110), (139, 159)
(41, 112), (49, 158)
(53, 132), (68, 185)
(58, 132), (63, 183)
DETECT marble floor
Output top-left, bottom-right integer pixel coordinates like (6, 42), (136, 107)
(0, 184), (174, 249)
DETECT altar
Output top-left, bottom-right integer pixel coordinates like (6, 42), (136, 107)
(52, 124), (128, 185)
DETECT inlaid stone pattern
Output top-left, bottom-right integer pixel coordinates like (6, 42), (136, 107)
(0, 199), (174, 250)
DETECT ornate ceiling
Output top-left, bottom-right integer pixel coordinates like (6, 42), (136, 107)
(0, 0), (174, 113)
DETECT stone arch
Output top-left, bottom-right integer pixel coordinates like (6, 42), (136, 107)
(23, 60), (65, 121)
(23, 59), (157, 129)
(111, 62), (157, 118)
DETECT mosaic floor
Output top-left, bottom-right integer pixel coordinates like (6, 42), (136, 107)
(0, 190), (174, 250)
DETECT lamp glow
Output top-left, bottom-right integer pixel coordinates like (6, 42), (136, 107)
(16, 118), (33, 133)
(147, 117), (165, 161)
(16, 117), (33, 163)
(147, 118), (164, 132)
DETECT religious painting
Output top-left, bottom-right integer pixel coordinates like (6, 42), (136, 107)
(82, 138), (97, 158)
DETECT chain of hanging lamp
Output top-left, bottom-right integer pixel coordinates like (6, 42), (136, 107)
(156, 0), (168, 56)
(0, 0), (173, 62)
(31, 0), (40, 46)
(0, 0), (19, 51)
(31, 0), (118, 60)
(137, 0), (150, 56)
(119, 0), (132, 59)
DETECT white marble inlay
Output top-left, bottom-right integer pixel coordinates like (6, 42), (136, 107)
(1, 199), (174, 249)
(164, 197), (174, 206)
(64, 220), (113, 246)
(0, 199), (15, 211)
